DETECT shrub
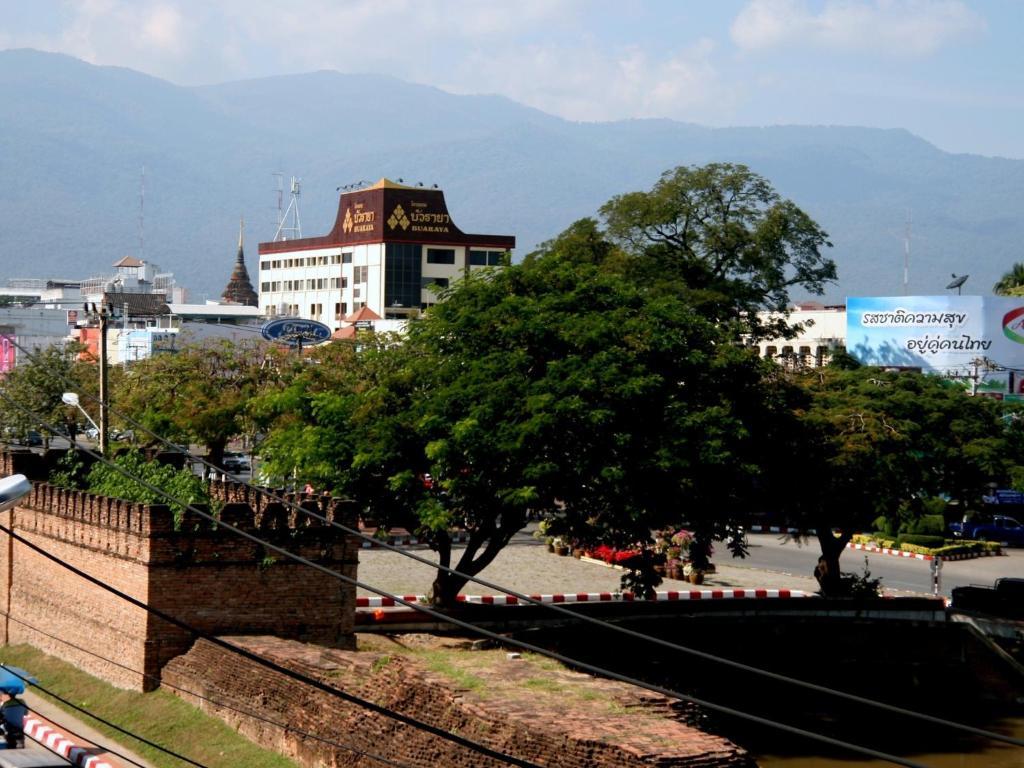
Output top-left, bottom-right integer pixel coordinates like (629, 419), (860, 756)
(897, 533), (945, 549)
(872, 515), (895, 536)
(904, 514), (945, 537)
(86, 449), (213, 528)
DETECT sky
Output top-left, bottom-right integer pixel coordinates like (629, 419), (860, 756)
(1, 0), (1022, 158)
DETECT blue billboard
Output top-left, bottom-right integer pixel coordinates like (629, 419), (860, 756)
(846, 296), (1024, 394)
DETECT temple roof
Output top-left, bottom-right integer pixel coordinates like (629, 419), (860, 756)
(221, 218), (258, 307)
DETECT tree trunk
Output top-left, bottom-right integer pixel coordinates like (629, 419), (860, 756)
(814, 529), (852, 596)
(428, 519), (519, 608)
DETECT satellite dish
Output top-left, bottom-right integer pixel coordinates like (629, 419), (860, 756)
(946, 274), (968, 290)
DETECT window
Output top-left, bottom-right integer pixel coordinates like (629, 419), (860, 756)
(272, 260), (281, 269)
(421, 277), (449, 290)
(261, 282), (271, 292)
(261, 261), (271, 270)
(316, 278), (325, 289)
(342, 252), (353, 264)
(330, 254), (341, 265)
(385, 243), (423, 311)
(469, 250), (505, 266)
(354, 266), (368, 283)
(426, 248), (456, 265)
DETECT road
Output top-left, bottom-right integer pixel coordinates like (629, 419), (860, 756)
(739, 532), (1024, 597)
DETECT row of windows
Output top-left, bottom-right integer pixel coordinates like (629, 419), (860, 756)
(261, 253), (354, 270)
(266, 304), (300, 317)
(469, 250), (506, 266)
(426, 248), (455, 265)
(261, 249), (506, 273)
(261, 277), (350, 292)
(426, 249), (506, 266)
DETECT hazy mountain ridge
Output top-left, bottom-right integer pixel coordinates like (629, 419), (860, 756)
(1, 48), (1021, 302)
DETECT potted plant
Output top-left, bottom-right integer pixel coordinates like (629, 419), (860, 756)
(666, 558), (683, 580)
(553, 537), (570, 556)
(683, 562), (705, 585)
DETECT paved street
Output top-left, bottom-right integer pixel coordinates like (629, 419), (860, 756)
(356, 527), (820, 598)
(356, 528), (1024, 599)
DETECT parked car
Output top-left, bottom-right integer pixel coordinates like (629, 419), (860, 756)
(221, 452), (251, 474)
(949, 515), (1024, 546)
(23, 430), (42, 447)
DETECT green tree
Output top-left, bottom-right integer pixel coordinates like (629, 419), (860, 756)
(599, 163), (836, 340)
(0, 342), (94, 447)
(993, 262), (1024, 296)
(777, 366), (1019, 594)
(261, 234), (782, 605)
(114, 339), (281, 467)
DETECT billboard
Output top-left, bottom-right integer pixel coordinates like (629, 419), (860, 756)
(0, 335), (15, 374)
(846, 296), (1024, 393)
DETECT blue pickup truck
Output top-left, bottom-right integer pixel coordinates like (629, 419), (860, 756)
(949, 515), (1024, 546)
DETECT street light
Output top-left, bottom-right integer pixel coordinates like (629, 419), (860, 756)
(82, 302), (116, 456)
(61, 392), (100, 436)
(0, 475), (31, 513)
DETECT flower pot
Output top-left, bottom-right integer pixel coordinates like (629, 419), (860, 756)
(667, 566), (683, 580)
(555, 545), (569, 556)
(688, 571), (704, 585)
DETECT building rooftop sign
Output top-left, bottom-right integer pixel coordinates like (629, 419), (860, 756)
(259, 178), (514, 255)
(261, 317), (332, 347)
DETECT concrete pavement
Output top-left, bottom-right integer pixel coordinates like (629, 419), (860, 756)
(355, 529), (821, 599)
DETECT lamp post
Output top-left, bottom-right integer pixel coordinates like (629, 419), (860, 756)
(0, 475), (30, 513)
(83, 302), (115, 456)
(61, 392), (100, 438)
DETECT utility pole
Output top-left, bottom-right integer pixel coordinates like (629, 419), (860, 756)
(84, 302), (115, 455)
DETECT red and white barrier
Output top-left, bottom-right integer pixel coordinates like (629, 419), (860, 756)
(24, 714), (120, 768)
(847, 541), (1002, 561)
(356, 588), (811, 607)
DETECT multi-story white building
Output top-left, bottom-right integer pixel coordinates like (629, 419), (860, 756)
(755, 302), (848, 367)
(257, 179), (514, 328)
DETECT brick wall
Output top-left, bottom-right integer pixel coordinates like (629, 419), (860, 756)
(162, 636), (754, 768)
(0, 475), (358, 691)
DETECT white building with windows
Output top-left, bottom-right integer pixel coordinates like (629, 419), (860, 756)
(755, 302), (848, 367)
(257, 179), (514, 328)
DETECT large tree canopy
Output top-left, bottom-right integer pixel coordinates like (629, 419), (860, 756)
(599, 163), (836, 339)
(259, 228), (782, 604)
(114, 339), (283, 466)
(0, 342), (96, 447)
(774, 364), (1023, 593)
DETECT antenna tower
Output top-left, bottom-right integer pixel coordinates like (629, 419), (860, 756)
(273, 176), (302, 241)
(902, 209), (911, 295)
(138, 165), (146, 257)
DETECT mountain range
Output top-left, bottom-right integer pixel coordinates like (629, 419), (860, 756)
(1, 48), (1021, 303)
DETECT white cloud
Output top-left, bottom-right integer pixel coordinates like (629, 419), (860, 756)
(141, 4), (185, 54)
(731, 0), (987, 56)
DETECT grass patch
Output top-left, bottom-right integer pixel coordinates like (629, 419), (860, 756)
(418, 650), (488, 693)
(521, 677), (563, 693)
(1, 645), (297, 768)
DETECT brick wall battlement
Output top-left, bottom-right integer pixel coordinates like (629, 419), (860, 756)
(1, 476), (358, 691)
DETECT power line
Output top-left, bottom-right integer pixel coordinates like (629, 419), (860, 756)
(1, 609), (411, 768)
(0, 392), (936, 767)
(3, 335), (1020, 750)
(0, 666), (208, 768)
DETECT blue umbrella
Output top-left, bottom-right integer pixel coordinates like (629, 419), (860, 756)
(0, 667), (35, 695)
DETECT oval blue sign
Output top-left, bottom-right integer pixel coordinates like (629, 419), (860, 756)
(261, 317), (332, 347)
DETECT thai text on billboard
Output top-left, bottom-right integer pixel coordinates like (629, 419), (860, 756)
(847, 296), (1024, 385)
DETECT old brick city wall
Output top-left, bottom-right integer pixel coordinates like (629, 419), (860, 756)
(0, 464), (358, 692)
